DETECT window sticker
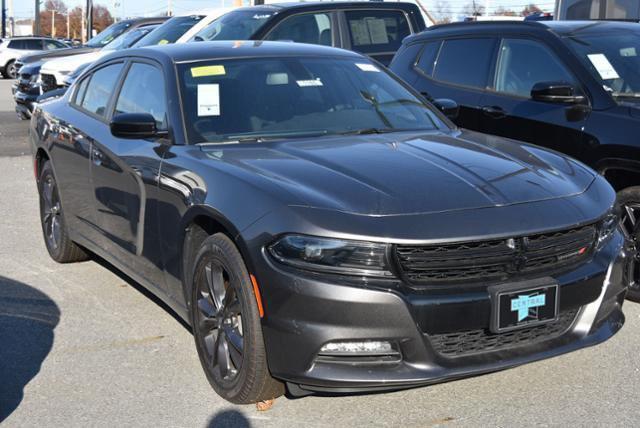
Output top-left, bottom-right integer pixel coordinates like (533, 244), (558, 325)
(620, 47), (637, 57)
(158, 39), (169, 45)
(191, 65), (226, 78)
(366, 18), (389, 44)
(587, 54), (620, 80)
(355, 63), (380, 72)
(197, 84), (220, 116)
(296, 78), (323, 87)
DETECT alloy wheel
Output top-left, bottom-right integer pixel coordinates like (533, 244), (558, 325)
(620, 202), (640, 292)
(41, 176), (62, 251)
(7, 62), (17, 79)
(195, 258), (244, 383)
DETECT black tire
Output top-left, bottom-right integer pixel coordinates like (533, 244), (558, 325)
(4, 60), (17, 79)
(38, 161), (89, 263)
(618, 187), (640, 302)
(190, 233), (284, 404)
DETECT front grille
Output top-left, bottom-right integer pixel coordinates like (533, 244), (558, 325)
(430, 308), (580, 357)
(395, 224), (597, 287)
(40, 73), (57, 93)
(18, 73), (32, 92)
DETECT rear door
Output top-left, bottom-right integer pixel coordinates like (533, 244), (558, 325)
(90, 59), (168, 288)
(340, 9), (414, 66)
(478, 37), (589, 159)
(410, 37), (499, 131)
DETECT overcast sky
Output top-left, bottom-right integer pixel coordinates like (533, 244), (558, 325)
(11, 0), (556, 23)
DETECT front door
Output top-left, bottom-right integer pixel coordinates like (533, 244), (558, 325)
(478, 37), (590, 160)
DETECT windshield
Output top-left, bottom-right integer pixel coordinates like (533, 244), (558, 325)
(86, 21), (132, 48)
(193, 9), (272, 41)
(565, 32), (640, 101)
(177, 56), (446, 144)
(103, 26), (157, 51)
(135, 15), (204, 47)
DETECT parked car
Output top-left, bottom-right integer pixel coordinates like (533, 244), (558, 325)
(192, 2), (426, 65)
(14, 18), (168, 118)
(13, 17), (168, 78)
(31, 41), (628, 404)
(390, 20), (640, 299)
(133, 9), (232, 49)
(0, 37), (68, 78)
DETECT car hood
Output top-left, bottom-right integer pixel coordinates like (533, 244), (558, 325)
(41, 51), (107, 74)
(203, 129), (596, 216)
(18, 46), (98, 64)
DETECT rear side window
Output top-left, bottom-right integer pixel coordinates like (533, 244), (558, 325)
(494, 38), (576, 98)
(114, 63), (168, 130)
(80, 63), (124, 117)
(266, 13), (333, 46)
(25, 39), (44, 50)
(433, 38), (496, 89)
(344, 9), (411, 54)
(414, 41), (441, 76)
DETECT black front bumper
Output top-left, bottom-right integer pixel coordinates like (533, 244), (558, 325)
(256, 233), (628, 394)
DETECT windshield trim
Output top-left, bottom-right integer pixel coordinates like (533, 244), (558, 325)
(176, 54), (452, 145)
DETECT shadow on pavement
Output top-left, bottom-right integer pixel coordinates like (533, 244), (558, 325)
(207, 409), (252, 428)
(0, 275), (60, 422)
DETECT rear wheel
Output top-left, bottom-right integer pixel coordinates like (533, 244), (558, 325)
(38, 161), (88, 263)
(190, 233), (284, 404)
(618, 187), (640, 302)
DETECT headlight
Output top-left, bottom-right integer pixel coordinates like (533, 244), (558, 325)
(268, 235), (393, 277)
(597, 209), (620, 248)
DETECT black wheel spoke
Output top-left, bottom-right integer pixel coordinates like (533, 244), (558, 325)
(205, 263), (226, 308)
(215, 331), (233, 378)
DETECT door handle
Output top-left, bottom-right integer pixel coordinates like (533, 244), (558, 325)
(92, 149), (103, 166)
(481, 106), (507, 119)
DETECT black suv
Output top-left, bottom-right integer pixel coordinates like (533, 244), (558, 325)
(193, 2), (426, 65)
(390, 20), (640, 298)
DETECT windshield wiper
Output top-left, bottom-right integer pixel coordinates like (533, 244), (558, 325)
(339, 128), (398, 135)
(223, 130), (330, 143)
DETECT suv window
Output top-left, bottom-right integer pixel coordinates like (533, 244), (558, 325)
(8, 39), (26, 49)
(25, 39), (44, 50)
(80, 63), (124, 117)
(433, 38), (496, 88)
(344, 9), (411, 54)
(44, 40), (67, 50)
(266, 13), (333, 46)
(114, 63), (168, 130)
(494, 38), (575, 98)
(415, 41), (442, 76)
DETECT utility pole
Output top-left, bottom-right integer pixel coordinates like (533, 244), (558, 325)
(167, 0), (172, 16)
(1, 0), (6, 38)
(35, 0), (40, 35)
(66, 12), (69, 38)
(86, 0), (92, 40)
(51, 10), (55, 38)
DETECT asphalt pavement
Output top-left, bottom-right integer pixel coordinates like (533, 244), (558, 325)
(0, 79), (639, 427)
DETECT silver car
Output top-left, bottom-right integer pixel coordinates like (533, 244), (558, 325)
(0, 37), (68, 79)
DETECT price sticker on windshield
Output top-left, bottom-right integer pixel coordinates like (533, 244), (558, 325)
(355, 63), (380, 72)
(197, 84), (220, 116)
(587, 54), (620, 80)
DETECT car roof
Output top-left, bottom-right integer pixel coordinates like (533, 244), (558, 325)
(230, 1), (418, 11)
(113, 40), (363, 64)
(406, 19), (640, 43)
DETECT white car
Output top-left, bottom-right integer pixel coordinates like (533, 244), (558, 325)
(0, 37), (67, 78)
(39, 9), (230, 91)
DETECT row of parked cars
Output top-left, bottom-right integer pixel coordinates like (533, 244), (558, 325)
(23, 1), (639, 406)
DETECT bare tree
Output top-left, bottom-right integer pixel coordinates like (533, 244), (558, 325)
(521, 3), (543, 16)
(433, 0), (452, 24)
(463, 1), (485, 17)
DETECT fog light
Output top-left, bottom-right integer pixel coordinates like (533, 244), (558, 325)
(319, 340), (394, 355)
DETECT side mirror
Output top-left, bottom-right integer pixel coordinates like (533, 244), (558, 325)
(433, 98), (459, 120)
(110, 113), (165, 139)
(531, 82), (586, 104)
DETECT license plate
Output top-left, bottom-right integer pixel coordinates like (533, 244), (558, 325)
(489, 278), (559, 333)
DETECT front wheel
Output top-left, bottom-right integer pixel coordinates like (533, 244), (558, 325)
(190, 233), (284, 404)
(4, 60), (17, 79)
(618, 187), (640, 302)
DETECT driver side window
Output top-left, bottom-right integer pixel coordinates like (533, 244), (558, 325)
(114, 62), (168, 131)
(494, 38), (576, 98)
